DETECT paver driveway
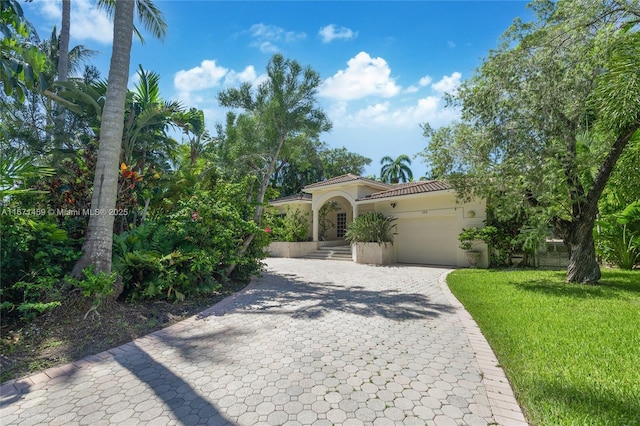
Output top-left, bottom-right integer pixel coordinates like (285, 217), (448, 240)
(0, 259), (527, 425)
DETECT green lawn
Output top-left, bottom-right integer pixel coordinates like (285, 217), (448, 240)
(447, 268), (640, 426)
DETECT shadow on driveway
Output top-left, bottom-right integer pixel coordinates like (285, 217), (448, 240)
(113, 342), (234, 425)
(198, 269), (454, 321)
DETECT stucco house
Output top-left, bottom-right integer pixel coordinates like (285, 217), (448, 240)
(268, 174), (489, 268)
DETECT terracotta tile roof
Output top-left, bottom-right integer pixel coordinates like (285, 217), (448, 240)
(358, 180), (451, 200)
(303, 174), (391, 190)
(269, 193), (312, 204)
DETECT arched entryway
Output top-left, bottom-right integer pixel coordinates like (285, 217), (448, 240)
(311, 192), (357, 242)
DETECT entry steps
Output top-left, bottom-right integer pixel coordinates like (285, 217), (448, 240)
(302, 245), (352, 261)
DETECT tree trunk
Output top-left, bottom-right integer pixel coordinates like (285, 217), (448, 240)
(224, 134), (287, 278)
(72, 0), (134, 278)
(57, 0), (70, 83)
(561, 127), (639, 284)
(566, 221), (601, 284)
(52, 0), (71, 150)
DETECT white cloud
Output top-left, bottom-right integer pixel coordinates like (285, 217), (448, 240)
(174, 60), (229, 94)
(318, 24), (357, 43)
(39, 0), (61, 20)
(447, 41), (456, 48)
(405, 75), (434, 93)
(34, 0), (112, 44)
(320, 52), (401, 101)
(248, 23), (306, 53)
(328, 95), (459, 130)
(224, 65), (268, 87)
(256, 41), (278, 54)
(419, 76), (433, 86)
(173, 61), (268, 107)
(432, 72), (462, 94)
(128, 71), (140, 91)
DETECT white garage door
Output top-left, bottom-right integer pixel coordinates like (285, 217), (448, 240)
(395, 216), (457, 265)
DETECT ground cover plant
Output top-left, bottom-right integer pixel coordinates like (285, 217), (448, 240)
(447, 269), (640, 425)
(0, 281), (248, 383)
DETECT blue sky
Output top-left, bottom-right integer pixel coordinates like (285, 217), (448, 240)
(23, 0), (532, 179)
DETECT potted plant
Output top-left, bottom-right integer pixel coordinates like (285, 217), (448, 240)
(345, 212), (397, 265)
(458, 227), (485, 267)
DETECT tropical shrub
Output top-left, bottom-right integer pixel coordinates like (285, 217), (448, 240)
(345, 212), (397, 244)
(266, 207), (310, 242)
(64, 266), (117, 318)
(0, 215), (80, 321)
(482, 206), (538, 266)
(112, 220), (181, 300)
(113, 181), (269, 301)
(596, 201), (640, 270)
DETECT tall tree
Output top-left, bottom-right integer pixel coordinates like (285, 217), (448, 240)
(52, 0), (70, 149)
(72, 0), (166, 278)
(57, 0), (70, 82)
(320, 147), (371, 179)
(217, 54), (331, 275)
(268, 143), (372, 196)
(421, 0), (640, 283)
(71, 0), (134, 277)
(270, 134), (324, 196)
(380, 154), (413, 184)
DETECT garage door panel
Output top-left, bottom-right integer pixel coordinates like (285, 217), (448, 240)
(396, 217), (457, 265)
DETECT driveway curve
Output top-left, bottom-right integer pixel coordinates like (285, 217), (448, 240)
(0, 259), (527, 425)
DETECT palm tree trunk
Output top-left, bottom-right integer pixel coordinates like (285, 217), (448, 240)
(72, 0), (134, 280)
(57, 0), (70, 82)
(53, 0), (70, 150)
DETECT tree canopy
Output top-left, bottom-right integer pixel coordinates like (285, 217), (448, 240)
(0, 0), (49, 102)
(217, 54), (331, 275)
(421, 0), (640, 283)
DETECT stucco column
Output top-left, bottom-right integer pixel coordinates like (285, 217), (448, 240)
(352, 203), (358, 220)
(312, 207), (319, 241)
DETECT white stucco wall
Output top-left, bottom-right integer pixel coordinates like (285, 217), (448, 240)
(358, 191), (488, 268)
(352, 242), (395, 265)
(267, 241), (319, 257)
(270, 181), (489, 268)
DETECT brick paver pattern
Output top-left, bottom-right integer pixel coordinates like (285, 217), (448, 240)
(0, 258), (526, 425)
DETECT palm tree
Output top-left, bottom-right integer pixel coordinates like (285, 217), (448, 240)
(0, 153), (54, 198)
(175, 107), (210, 165)
(380, 154), (413, 184)
(72, 0), (166, 278)
(124, 65), (183, 171)
(57, 0), (70, 82)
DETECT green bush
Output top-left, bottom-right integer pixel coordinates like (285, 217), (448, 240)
(599, 226), (639, 270)
(64, 266), (117, 318)
(0, 215), (80, 321)
(112, 221), (182, 300)
(345, 212), (396, 244)
(595, 201), (640, 270)
(113, 181), (269, 301)
(267, 207), (310, 242)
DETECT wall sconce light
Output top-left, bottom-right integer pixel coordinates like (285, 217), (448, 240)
(390, 202), (397, 208)
(467, 210), (476, 218)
